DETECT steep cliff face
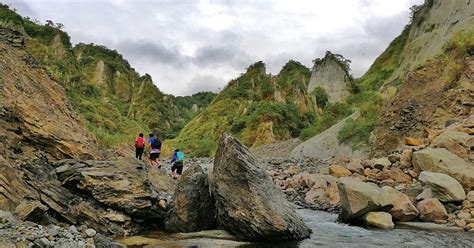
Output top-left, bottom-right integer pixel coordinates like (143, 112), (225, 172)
(0, 28), (100, 211)
(308, 51), (353, 104)
(168, 61), (316, 156)
(371, 31), (473, 156)
(0, 28), (100, 162)
(349, 0), (474, 156)
(0, 4), (216, 146)
(360, 0), (474, 90)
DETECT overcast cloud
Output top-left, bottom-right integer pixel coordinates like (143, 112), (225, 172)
(6, 0), (423, 96)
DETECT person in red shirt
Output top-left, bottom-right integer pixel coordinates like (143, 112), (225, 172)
(135, 133), (145, 160)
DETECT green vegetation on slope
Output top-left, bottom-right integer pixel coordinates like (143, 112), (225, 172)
(0, 4), (216, 148)
(167, 60), (316, 157)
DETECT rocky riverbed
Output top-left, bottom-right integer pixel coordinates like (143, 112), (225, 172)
(0, 115), (472, 246)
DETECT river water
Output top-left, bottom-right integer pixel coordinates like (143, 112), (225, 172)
(118, 209), (474, 247)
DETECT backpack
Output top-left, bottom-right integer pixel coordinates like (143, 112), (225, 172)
(152, 139), (162, 150)
(135, 137), (144, 149)
(176, 151), (184, 162)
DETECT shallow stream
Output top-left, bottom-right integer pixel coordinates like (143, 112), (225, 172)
(117, 209), (474, 247)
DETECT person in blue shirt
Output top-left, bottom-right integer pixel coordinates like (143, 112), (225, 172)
(171, 148), (184, 179)
(148, 133), (162, 168)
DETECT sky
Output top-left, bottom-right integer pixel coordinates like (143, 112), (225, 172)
(6, 0), (424, 96)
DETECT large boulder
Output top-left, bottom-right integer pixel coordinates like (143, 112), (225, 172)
(430, 131), (471, 158)
(212, 134), (311, 241)
(382, 186), (419, 221)
(337, 177), (393, 222)
(418, 171), (466, 202)
(416, 198), (448, 222)
(55, 158), (176, 230)
(166, 165), (216, 232)
(17, 161), (128, 235)
(360, 212), (394, 229)
(412, 148), (474, 191)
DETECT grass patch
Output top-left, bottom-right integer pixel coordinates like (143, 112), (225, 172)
(299, 103), (352, 141)
(337, 91), (384, 149)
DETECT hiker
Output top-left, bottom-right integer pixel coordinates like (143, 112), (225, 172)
(171, 148), (184, 179)
(148, 133), (162, 168)
(135, 133), (145, 160)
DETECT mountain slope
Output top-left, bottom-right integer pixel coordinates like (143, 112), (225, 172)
(334, 0), (473, 154)
(0, 4), (216, 147)
(359, 0), (474, 91)
(168, 61), (316, 156)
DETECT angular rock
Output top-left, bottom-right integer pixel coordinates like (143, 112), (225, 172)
(345, 160), (364, 174)
(400, 149), (413, 168)
(467, 191), (474, 202)
(372, 158), (391, 170)
(360, 212), (395, 229)
(405, 137), (423, 146)
(305, 175), (339, 207)
(416, 188), (433, 201)
(337, 177), (393, 222)
(430, 131), (471, 147)
(387, 154), (400, 163)
(19, 161), (128, 235)
(412, 148), (474, 191)
(55, 158), (175, 223)
(418, 171), (466, 202)
(417, 198), (448, 222)
(14, 200), (49, 224)
(287, 165), (301, 176)
(166, 164), (216, 232)
(383, 186), (419, 221)
(85, 228), (97, 237)
(430, 130), (470, 158)
(378, 168), (412, 183)
(329, 165), (352, 177)
(212, 134), (311, 241)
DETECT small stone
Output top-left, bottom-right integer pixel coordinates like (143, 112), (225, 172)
(287, 165), (301, 176)
(85, 228), (96, 237)
(361, 212), (395, 229)
(434, 219), (448, 224)
(395, 184), (406, 191)
(400, 150), (413, 168)
(39, 237), (52, 247)
(416, 188), (433, 201)
(387, 154), (400, 163)
(68, 225), (78, 233)
(78, 225), (87, 233)
(361, 159), (374, 169)
(405, 137), (423, 146)
(47, 227), (59, 237)
(458, 211), (471, 220)
(408, 169), (419, 178)
(329, 165), (352, 177)
(86, 238), (95, 248)
(372, 158), (391, 170)
(467, 191), (474, 202)
(462, 200), (473, 209)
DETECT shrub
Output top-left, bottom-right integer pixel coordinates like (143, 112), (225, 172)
(313, 87), (329, 108)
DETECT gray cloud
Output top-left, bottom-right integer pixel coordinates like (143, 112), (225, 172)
(186, 74), (225, 94)
(116, 40), (190, 67)
(7, 0), (424, 96)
